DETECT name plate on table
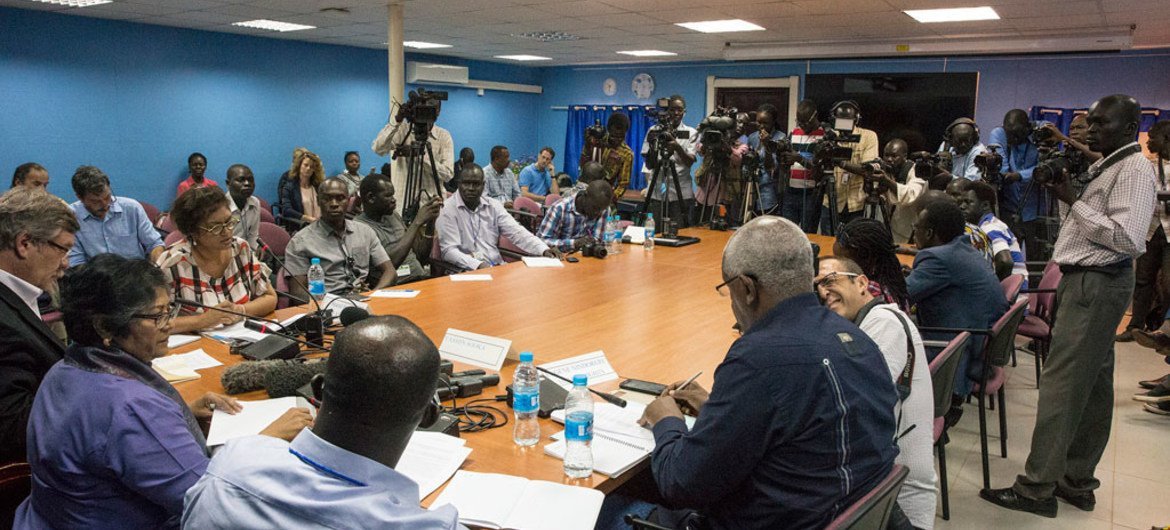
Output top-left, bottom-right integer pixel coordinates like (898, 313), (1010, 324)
(539, 350), (618, 391)
(438, 329), (512, 371)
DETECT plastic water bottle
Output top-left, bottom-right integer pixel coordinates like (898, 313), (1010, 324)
(512, 351), (540, 447)
(563, 374), (594, 478)
(643, 214), (656, 251)
(610, 215), (622, 255)
(603, 215), (615, 252)
(307, 257), (326, 301)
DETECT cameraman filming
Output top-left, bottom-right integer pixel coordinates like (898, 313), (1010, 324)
(371, 89), (455, 213)
(877, 139), (925, 244)
(988, 109), (1042, 258)
(940, 118), (988, 182)
(580, 112), (634, 202)
(780, 99), (825, 233)
(643, 95), (698, 226)
(820, 101), (880, 234)
(746, 103), (788, 216)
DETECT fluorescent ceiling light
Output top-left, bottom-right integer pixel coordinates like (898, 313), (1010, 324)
(27, 0), (112, 6)
(617, 50), (678, 57)
(675, 19), (764, 33)
(404, 41), (452, 49)
(494, 54), (552, 61)
(232, 19), (316, 32)
(904, 6), (999, 23)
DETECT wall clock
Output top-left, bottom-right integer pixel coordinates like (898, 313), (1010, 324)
(603, 78), (617, 96)
(632, 73), (655, 99)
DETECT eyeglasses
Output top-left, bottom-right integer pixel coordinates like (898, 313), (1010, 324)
(200, 216), (241, 236)
(715, 274), (746, 297)
(814, 271), (860, 290)
(131, 303), (180, 327)
(38, 238), (72, 256)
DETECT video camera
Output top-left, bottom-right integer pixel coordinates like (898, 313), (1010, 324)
(585, 119), (606, 141)
(974, 144), (1004, 183)
(908, 151), (950, 182)
(645, 97), (673, 122)
(859, 158), (891, 199)
(697, 106), (739, 161)
(396, 88), (448, 127)
(1034, 146), (1090, 187)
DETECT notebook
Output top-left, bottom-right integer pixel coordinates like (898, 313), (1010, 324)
(430, 470), (604, 530)
(396, 431), (472, 499)
(543, 431), (651, 478)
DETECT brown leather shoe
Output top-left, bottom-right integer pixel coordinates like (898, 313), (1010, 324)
(1134, 329), (1170, 353)
(980, 487), (1057, 518)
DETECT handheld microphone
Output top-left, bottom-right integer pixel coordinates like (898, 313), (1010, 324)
(535, 366), (627, 408)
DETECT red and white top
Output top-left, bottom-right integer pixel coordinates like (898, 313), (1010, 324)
(156, 238), (270, 314)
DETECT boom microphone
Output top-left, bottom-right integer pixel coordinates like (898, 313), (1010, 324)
(220, 359), (327, 396)
(264, 360), (329, 398)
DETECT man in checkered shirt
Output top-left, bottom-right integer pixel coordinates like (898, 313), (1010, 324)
(982, 94), (1157, 518)
(538, 180), (612, 253)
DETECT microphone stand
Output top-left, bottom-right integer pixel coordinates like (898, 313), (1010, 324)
(174, 298), (328, 352)
(535, 366), (627, 408)
(257, 237), (329, 342)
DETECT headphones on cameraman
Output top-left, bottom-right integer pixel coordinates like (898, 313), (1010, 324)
(943, 118), (980, 144)
(310, 373), (442, 429)
(830, 100), (861, 120)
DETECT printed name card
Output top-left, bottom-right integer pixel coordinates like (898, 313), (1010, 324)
(438, 329), (512, 371)
(539, 350), (619, 390)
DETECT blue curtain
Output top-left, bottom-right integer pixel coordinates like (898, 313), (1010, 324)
(1030, 105), (1169, 134)
(563, 104), (657, 189)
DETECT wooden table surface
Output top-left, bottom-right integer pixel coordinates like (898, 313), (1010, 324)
(173, 228), (908, 499)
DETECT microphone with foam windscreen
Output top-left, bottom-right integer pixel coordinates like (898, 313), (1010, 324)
(220, 359), (327, 396)
(339, 306), (371, 327)
(264, 360), (328, 398)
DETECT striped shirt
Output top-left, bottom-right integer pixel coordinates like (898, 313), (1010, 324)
(965, 223), (994, 264)
(787, 128), (825, 189)
(979, 212), (1029, 288)
(537, 196), (606, 252)
(157, 238), (271, 315)
(1054, 142), (1157, 266)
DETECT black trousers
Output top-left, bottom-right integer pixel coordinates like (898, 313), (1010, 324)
(1127, 226), (1170, 330)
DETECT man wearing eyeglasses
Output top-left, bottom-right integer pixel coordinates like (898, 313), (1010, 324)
(0, 188), (79, 471)
(66, 165), (164, 267)
(632, 216), (897, 529)
(815, 257), (937, 529)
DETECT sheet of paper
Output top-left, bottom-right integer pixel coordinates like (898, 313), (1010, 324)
(203, 321), (266, 343)
(167, 334), (200, 349)
(165, 349), (221, 370)
(430, 471), (528, 529)
(539, 351), (618, 391)
(397, 432), (471, 499)
(438, 329), (512, 371)
(544, 434), (649, 478)
(552, 402), (696, 445)
(151, 361), (199, 383)
(623, 225), (646, 244)
(451, 274), (492, 282)
(370, 289), (421, 299)
(205, 397), (304, 447)
(504, 480), (605, 530)
(521, 257), (564, 268)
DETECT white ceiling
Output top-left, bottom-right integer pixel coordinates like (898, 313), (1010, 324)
(5, 0), (1170, 65)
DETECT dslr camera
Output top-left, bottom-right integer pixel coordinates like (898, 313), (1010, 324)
(859, 159), (891, 199)
(580, 240), (608, 259)
(974, 145), (1004, 183)
(396, 88), (448, 126)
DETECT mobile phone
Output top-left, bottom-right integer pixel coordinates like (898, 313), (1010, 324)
(620, 378), (667, 396)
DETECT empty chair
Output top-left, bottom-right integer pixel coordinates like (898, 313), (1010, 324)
(257, 222), (290, 257)
(140, 201), (162, 224)
(1017, 261), (1062, 387)
(259, 207), (276, 225)
(929, 332), (970, 521)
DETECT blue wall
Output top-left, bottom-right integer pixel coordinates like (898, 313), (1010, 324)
(535, 51), (1170, 168)
(0, 7), (542, 209)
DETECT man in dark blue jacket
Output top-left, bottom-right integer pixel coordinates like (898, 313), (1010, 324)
(908, 197), (1008, 424)
(638, 216), (899, 529)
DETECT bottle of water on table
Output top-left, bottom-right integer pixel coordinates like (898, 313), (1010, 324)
(643, 214), (655, 251)
(513, 351), (540, 446)
(564, 374), (594, 478)
(307, 257), (326, 301)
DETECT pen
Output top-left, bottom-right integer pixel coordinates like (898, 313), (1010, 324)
(675, 371), (702, 392)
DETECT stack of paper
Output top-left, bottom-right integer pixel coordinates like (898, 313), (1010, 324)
(167, 334), (200, 349)
(521, 257), (563, 268)
(206, 396), (310, 447)
(431, 471), (604, 530)
(397, 431), (472, 499)
(151, 349), (222, 383)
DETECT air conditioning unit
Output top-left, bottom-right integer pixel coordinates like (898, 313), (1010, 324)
(406, 62), (469, 85)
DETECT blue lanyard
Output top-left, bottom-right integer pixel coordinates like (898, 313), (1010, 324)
(288, 447), (368, 487)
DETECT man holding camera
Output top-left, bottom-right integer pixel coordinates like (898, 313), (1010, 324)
(940, 118), (988, 182)
(643, 95), (698, 226)
(537, 180), (613, 254)
(580, 113), (634, 202)
(780, 100), (825, 233)
(745, 103), (788, 216)
(988, 109), (1042, 257)
(371, 90), (455, 213)
(875, 139), (924, 244)
(982, 94), (1157, 518)
(820, 101), (880, 235)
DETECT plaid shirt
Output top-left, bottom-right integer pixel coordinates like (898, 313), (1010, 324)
(157, 238), (271, 314)
(537, 196), (606, 252)
(1053, 142), (1157, 266)
(483, 164), (521, 203)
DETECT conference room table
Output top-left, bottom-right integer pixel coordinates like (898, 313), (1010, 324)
(174, 227), (914, 502)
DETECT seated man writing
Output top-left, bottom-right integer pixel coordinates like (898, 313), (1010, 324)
(537, 180), (612, 253)
(436, 164), (557, 271)
(635, 216), (898, 528)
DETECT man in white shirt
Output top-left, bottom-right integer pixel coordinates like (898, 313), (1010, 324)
(436, 164), (557, 271)
(642, 95), (698, 226)
(875, 139), (924, 244)
(815, 256), (937, 529)
(372, 101), (455, 213)
(225, 164), (261, 248)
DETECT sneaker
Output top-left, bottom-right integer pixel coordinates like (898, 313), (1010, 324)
(1134, 384), (1170, 403)
(1140, 374), (1170, 390)
(1144, 402), (1170, 416)
(1116, 329), (1136, 342)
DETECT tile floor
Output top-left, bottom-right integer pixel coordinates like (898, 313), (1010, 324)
(934, 339), (1170, 530)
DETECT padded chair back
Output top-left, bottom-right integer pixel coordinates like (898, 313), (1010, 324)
(0, 461), (32, 527)
(929, 332), (970, 419)
(824, 464), (909, 530)
(544, 194), (562, 208)
(157, 214), (178, 235)
(986, 300), (1030, 367)
(1000, 274), (1024, 303)
(514, 196), (542, 216)
(617, 220), (634, 230)
(274, 266), (292, 309)
(164, 231), (185, 247)
(257, 197), (271, 214)
(1031, 261), (1062, 321)
(258, 222), (291, 257)
(140, 201), (162, 224)
(498, 235), (526, 263)
(259, 207), (276, 224)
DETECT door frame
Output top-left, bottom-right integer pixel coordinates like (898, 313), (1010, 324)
(706, 76), (801, 132)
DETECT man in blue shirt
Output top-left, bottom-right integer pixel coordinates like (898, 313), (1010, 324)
(518, 146), (559, 203)
(182, 315), (464, 529)
(941, 118), (988, 182)
(988, 109), (1043, 259)
(636, 216), (898, 529)
(66, 166), (163, 267)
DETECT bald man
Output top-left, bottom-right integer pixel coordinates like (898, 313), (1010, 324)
(537, 180), (613, 253)
(877, 138), (924, 244)
(634, 216), (897, 528)
(183, 316), (463, 528)
(982, 94), (1156, 517)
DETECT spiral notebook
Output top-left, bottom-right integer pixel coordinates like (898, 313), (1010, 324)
(543, 431), (652, 478)
(430, 470), (603, 530)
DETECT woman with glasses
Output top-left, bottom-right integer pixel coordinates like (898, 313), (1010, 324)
(14, 255), (313, 529)
(157, 187), (276, 334)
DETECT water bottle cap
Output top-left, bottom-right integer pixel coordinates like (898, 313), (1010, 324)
(519, 351), (533, 362)
(647, 213), (654, 219)
(573, 374), (588, 386)
(310, 257), (320, 265)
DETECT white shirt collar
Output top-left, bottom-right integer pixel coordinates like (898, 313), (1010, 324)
(0, 268), (44, 316)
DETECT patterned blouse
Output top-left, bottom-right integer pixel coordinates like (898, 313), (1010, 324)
(157, 238), (271, 315)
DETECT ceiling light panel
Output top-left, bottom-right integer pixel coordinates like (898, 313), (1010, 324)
(675, 19), (765, 33)
(403, 41), (452, 49)
(617, 50), (678, 57)
(494, 54), (553, 61)
(27, 0), (112, 6)
(232, 19), (316, 32)
(904, 7), (1000, 23)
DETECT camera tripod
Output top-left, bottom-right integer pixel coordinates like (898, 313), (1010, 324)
(696, 156), (735, 228)
(638, 137), (691, 238)
(861, 191), (893, 231)
(393, 120), (444, 226)
(817, 164), (841, 236)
